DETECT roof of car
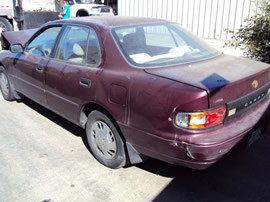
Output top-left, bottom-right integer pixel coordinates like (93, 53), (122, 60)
(54, 16), (170, 29)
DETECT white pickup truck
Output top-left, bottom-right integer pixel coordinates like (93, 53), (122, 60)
(68, 0), (114, 17)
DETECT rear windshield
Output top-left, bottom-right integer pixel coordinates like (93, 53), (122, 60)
(111, 23), (220, 68)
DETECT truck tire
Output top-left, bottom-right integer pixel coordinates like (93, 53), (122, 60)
(76, 10), (89, 17)
(0, 17), (13, 33)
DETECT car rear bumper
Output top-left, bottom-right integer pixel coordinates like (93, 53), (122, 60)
(126, 127), (247, 170)
(121, 97), (270, 169)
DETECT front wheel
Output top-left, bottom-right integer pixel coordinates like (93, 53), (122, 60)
(86, 110), (127, 169)
(0, 66), (15, 101)
(0, 17), (13, 34)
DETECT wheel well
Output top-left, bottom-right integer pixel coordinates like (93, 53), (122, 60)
(81, 103), (122, 136)
(0, 16), (10, 21)
(80, 102), (144, 165)
(0, 17), (12, 23)
(82, 103), (110, 121)
(76, 9), (89, 17)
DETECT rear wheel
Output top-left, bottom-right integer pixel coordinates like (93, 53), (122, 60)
(0, 66), (15, 101)
(86, 110), (127, 169)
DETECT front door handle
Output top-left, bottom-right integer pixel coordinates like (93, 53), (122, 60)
(79, 78), (91, 88)
(36, 64), (44, 72)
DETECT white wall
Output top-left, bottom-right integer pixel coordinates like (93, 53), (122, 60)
(118, 0), (265, 40)
(22, 0), (56, 12)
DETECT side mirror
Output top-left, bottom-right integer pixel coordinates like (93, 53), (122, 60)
(10, 44), (24, 53)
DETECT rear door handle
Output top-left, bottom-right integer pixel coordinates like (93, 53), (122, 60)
(36, 64), (44, 72)
(79, 78), (91, 88)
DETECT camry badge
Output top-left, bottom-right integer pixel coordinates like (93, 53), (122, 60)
(252, 80), (258, 89)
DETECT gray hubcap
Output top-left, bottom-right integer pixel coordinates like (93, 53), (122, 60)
(90, 121), (117, 160)
(0, 72), (9, 96)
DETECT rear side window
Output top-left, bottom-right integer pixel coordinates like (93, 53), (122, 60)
(25, 26), (62, 58)
(55, 25), (101, 66)
(55, 26), (89, 65)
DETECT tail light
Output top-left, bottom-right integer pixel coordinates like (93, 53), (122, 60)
(175, 105), (226, 129)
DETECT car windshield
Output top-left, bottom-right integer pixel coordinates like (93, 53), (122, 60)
(112, 23), (221, 68)
(75, 0), (95, 4)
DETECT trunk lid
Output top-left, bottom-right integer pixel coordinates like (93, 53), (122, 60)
(144, 54), (270, 108)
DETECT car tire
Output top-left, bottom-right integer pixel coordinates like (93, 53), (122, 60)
(0, 66), (15, 101)
(0, 17), (13, 33)
(86, 110), (127, 169)
(76, 10), (89, 17)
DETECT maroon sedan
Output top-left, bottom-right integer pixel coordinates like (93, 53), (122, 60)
(0, 16), (269, 169)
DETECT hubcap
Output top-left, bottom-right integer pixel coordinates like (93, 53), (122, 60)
(0, 72), (9, 96)
(90, 121), (117, 160)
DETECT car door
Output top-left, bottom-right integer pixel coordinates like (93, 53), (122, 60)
(45, 25), (102, 123)
(12, 26), (62, 106)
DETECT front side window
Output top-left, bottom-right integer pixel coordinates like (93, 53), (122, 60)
(55, 25), (101, 66)
(112, 23), (220, 68)
(25, 26), (62, 58)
